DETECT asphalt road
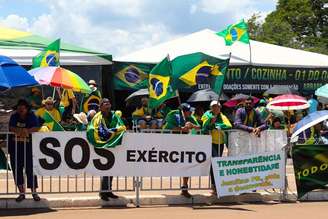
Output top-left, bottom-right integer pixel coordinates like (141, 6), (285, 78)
(1, 202), (327, 219)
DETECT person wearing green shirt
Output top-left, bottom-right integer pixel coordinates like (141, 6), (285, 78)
(162, 103), (200, 198)
(202, 100), (232, 195)
(27, 87), (42, 110)
(152, 103), (171, 128)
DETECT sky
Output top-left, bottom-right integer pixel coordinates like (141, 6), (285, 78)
(0, 0), (277, 57)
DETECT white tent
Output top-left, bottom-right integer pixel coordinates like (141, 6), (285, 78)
(117, 29), (328, 68)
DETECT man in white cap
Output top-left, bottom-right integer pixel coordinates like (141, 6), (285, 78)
(202, 100), (232, 195)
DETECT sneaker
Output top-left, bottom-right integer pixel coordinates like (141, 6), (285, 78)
(32, 194), (41, 202)
(107, 192), (119, 199)
(15, 194), (25, 202)
(180, 190), (192, 198)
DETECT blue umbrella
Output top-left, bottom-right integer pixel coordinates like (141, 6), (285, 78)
(0, 55), (37, 90)
(291, 110), (328, 141)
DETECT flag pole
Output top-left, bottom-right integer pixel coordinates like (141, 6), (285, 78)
(217, 52), (232, 102)
(249, 40), (252, 65)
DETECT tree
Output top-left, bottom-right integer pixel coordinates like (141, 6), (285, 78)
(247, 0), (328, 55)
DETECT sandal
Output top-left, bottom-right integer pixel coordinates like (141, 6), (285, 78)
(15, 194), (25, 202)
(32, 194), (41, 202)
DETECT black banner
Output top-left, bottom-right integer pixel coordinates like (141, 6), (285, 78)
(223, 65), (328, 93)
(292, 144), (328, 199)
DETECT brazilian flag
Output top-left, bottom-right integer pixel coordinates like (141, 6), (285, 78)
(113, 62), (154, 90)
(87, 111), (126, 148)
(32, 39), (60, 68)
(171, 52), (229, 95)
(216, 19), (250, 46)
(43, 110), (64, 131)
(148, 56), (175, 109)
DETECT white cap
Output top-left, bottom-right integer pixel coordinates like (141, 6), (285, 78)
(210, 100), (221, 107)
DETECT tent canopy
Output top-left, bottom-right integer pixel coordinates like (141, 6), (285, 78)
(117, 29), (328, 68)
(0, 26), (112, 65)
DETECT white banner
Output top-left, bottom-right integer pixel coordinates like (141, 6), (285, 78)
(227, 130), (287, 156)
(32, 132), (211, 177)
(212, 150), (286, 197)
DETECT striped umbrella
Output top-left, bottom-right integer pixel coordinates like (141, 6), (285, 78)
(267, 94), (309, 111)
(29, 67), (91, 93)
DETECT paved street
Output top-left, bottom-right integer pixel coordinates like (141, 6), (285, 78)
(0, 202), (327, 219)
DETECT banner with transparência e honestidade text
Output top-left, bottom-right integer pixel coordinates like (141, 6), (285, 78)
(212, 150), (286, 197)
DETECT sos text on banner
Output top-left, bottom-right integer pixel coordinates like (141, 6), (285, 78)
(212, 150), (286, 197)
(32, 132), (212, 177)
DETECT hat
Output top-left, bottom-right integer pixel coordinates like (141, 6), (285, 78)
(31, 87), (41, 93)
(73, 112), (88, 125)
(180, 103), (191, 112)
(88, 80), (97, 87)
(210, 100), (221, 107)
(42, 97), (55, 105)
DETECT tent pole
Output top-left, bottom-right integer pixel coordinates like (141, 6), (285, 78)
(249, 40), (252, 65)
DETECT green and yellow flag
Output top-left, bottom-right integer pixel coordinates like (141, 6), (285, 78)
(32, 39), (60, 68)
(87, 111), (126, 148)
(43, 110), (64, 131)
(171, 52), (229, 95)
(217, 19), (249, 46)
(113, 62), (154, 90)
(148, 56), (175, 109)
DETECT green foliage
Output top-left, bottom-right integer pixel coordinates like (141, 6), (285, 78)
(247, 0), (328, 55)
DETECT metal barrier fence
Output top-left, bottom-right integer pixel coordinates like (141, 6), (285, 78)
(0, 129), (289, 206)
(0, 130), (213, 196)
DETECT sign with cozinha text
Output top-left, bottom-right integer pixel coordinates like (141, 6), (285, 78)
(32, 132), (211, 177)
(212, 150), (285, 197)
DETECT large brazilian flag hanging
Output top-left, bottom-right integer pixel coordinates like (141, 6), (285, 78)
(113, 62), (154, 90)
(171, 52), (230, 94)
(292, 144), (328, 199)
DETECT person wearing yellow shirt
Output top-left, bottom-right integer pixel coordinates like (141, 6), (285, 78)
(35, 97), (61, 130)
(58, 88), (77, 120)
(201, 100), (232, 195)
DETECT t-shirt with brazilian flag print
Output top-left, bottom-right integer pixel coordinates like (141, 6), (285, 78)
(32, 39), (60, 68)
(216, 19), (250, 46)
(148, 56), (176, 109)
(113, 61), (154, 90)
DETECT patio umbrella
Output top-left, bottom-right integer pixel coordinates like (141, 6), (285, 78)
(267, 94), (310, 134)
(223, 94), (259, 108)
(266, 94), (309, 111)
(264, 85), (299, 96)
(29, 67), (91, 93)
(315, 84), (328, 99)
(187, 89), (228, 102)
(0, 55), (38, 90)
(291, 110), (328, 141)
(125, 89), (149, 106)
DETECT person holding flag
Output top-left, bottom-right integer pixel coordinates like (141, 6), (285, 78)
(162, 103), (200, 198)
(81, 80), (102, 113)
(34, 97), (64, 131)
(87, 98), (126, 201)
(201, 101), (232, 195)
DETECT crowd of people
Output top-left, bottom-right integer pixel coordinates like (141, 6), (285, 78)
(6, 80), (328, 202)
